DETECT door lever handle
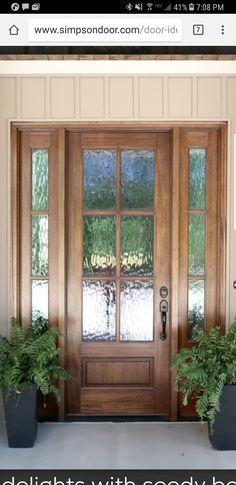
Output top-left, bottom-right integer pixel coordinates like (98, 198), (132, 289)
(160, 311), (167, 340)
(160, 300), (168, 341)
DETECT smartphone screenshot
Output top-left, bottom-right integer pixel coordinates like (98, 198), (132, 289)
(0, 0), (236, 476)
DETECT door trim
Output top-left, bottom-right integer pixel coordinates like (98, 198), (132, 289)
(170, 126), (180, 421)
(11, 122), (227, 421)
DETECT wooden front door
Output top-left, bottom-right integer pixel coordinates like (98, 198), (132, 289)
(66, 131), (171, 417)
(12, 123), (226, 420)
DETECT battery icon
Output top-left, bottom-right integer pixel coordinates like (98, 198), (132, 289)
(189, 3), (194, 10)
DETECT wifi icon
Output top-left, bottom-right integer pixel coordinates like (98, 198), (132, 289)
(147, 3), (153, 10)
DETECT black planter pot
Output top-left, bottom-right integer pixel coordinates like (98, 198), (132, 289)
(3, 385), (38, 448)
(208, 385), (236, 450)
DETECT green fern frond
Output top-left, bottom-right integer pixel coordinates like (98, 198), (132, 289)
(171, 321), (236, 431)
(0, 320), (71, 401)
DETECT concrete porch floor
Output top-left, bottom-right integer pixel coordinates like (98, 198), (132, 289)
(0, 422), (236, 469)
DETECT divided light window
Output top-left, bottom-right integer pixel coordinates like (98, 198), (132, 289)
(18, 131), (59, 330)
(31, 148), (49, 329)
(187, 148), (206, 339)
(82, 148), (155, 342)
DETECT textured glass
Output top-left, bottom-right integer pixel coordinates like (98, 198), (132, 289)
(83, 281), (116, 341)
(32, 148), (48, 211)
(121, 150), (154, 209)
(120, 280), (154, 341)
(189, 214), (205, 275)
(32, 215), (48, 276)
(188, 279), (205, 340)
(121, 216), (154, 276)
(83, 216), (116, 276)
(32, 280), (48, 325)
(189, 148), (206, 209)
(83, 150), (116, 209)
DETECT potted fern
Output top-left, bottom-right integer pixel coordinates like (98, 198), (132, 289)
(0, 320), (70, 448)
(171, 321), (236, 450)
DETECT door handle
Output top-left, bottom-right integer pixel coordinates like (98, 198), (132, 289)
(160, 300), (168, 340)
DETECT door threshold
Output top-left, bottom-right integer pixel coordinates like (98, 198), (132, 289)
(66, 414), (170, 422)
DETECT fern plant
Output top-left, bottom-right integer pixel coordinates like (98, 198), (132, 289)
(0, 320), (71, 401)
(171, 321), (236, 433)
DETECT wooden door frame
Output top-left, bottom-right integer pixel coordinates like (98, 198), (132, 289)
(11, 121), (227, 421)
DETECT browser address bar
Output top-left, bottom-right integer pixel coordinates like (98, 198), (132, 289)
(28, 18), (182, 43)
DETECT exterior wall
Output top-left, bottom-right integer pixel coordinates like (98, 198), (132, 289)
(0, 63), (236, 418)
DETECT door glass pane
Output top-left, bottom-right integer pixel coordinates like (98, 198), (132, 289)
(120, 280), (153, 341)
(83, 216), (116, 276)
(189, 148), (206, 210)
(121, 150), (154, 209)
(121, 216), (154, 276)
(32, 215), (48, 276)
(83, 150), (116, 210)
(83, 281), (116, 341)
(32, 148), (48, 211)
(188, 279), (205, 340)
(32, 280), (48, 326)
(189, 214), (205, 275)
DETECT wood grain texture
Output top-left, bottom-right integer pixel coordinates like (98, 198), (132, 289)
(66, 130), (171, 416)
(154, 132), (171, 415)
(20, 131), (32, 326)
(178, 127), (227, 417)
(15, 128), (59, 418)
(80, 389), (155, 414)
(82, 358), (153, 386)
(11, 124), (20, 319)
(218, 124), (227, 331)
(66, 131), (83, 414)
(206, 130), (218, 329)
(11, 122), (227, 420)
(58, 128), (66, 420)
(170, 127), (180, 421)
